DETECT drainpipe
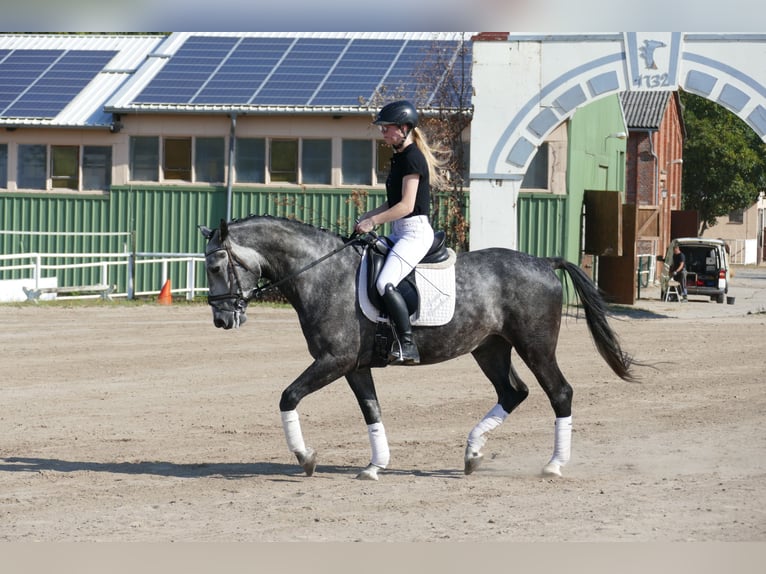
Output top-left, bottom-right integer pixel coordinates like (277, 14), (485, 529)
(226, 114), (237, 222)
(636, 130), (664, 288)
(642, 128), (659, 205)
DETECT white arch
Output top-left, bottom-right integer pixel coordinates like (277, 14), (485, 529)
(469, 33), (766, 250)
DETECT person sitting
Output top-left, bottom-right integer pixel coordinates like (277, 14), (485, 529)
(354, 100), (447, 364)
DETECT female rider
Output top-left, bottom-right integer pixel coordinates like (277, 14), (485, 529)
(354, 100), (446, 364)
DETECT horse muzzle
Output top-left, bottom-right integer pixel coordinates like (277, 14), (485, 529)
(211, 307), (248, 330)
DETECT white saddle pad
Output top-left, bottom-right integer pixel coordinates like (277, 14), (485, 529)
(358, 248), (457, 326)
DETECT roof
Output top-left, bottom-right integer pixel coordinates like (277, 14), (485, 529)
(104, 32), (473, 116)
(0, 34), (165, 128)
(619, 91), (672, 129)
(0, 32), (473, 128)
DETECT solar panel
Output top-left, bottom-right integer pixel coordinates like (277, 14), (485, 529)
(193, 37), (295, 104)
(134, 36), (239, 104)
(0, 49), (116, 119)
(129, 35), (472, 110)
(0, 50), (61, 113)
(251, 38), (349, 106)
(380, 41), (437, 103)
(310, 40), (403, 106)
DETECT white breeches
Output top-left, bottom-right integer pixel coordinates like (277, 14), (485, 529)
(376, 215), (434, 295)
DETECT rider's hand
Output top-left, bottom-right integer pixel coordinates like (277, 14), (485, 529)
(354, 218), (375, 234)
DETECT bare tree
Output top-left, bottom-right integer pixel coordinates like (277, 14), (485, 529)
(414, 34), (473, 251)
(361, 34), (473, 251)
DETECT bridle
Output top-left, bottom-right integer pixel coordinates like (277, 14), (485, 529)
(205, 233), (365, 323)
(205, 241), (258, 327)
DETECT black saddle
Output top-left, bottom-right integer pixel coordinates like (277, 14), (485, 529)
(365, 230), (449, 313)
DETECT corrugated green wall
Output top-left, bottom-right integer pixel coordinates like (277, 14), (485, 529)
(564, 95), (627, 266)
(1, 185), (468, 296)
(517, 194), (567, 257)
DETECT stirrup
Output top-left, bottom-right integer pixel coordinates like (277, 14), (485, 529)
(389, 339), (420, 365)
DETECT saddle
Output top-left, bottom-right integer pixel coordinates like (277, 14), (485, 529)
(358, 231), (456, 368)
(364, 230), (450, 314)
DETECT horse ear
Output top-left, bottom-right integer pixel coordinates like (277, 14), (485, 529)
(199, 225), (214, 240)
(220, 219), (229, 241)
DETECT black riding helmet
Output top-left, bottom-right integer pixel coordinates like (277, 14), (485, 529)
(373, 100), (419, 129)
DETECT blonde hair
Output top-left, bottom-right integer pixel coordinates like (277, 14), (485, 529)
(412, 127), (449, 191)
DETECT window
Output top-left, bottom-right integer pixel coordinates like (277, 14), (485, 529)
(17, 144), (46, 189)
(302, 139), (331, 184)
(0, 144), (7, 189)
(343, 139), (372, 185)
(729, 208), (744, 224)
(51, 146), (79, 190)
(521, 142), (549, 190)
(376, 141), (392, 185)
(195, 137), (225, 183)
(164, 138), (192, 181)
(130, 136), (159, 181)
(235, 138), (265, 183)
(83, 146), (112, 190)
(270, 139), (298, 183)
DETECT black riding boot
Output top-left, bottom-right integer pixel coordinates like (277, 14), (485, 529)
(382, 283), (420, 364)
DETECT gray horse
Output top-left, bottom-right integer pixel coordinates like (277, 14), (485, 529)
(200, 215), (636, 480)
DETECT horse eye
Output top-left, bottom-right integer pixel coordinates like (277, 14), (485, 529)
(211, 265), (221, 274)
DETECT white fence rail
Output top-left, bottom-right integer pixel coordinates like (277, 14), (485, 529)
(723, 238), (757, 265)
(0, 251), (206, 302)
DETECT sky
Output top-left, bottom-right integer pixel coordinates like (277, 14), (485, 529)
(2, 0), (763, 33)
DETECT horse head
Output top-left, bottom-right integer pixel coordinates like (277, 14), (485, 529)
(199, 219), (262, 329)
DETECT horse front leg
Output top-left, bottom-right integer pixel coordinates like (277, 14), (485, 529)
(279, 356), (349, 477)
(346, 368), (389, 481)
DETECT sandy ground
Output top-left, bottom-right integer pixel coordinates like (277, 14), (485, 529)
(1, 267), (765, 543)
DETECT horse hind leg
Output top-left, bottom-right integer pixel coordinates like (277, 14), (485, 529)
(465, 338), (529, 475)
(542, 415), (572, 478)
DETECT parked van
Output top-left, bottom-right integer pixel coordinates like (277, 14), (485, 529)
(659, 237), (730, 303)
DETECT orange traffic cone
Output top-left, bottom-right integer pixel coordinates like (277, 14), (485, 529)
(158, 279), (172, 305)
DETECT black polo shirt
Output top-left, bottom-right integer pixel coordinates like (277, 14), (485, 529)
(386, 143), (430, 218)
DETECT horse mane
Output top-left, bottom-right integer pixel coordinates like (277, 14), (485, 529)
(230, 214), (350, 242)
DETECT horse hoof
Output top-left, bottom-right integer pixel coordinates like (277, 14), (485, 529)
(356, 464), (381, 481)
(464, 451), (484, 475)
(296, 448), (317, 476)
(542, 462), (562, 477)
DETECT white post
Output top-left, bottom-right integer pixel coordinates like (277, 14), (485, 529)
(34, 254), (41, 289)
(186, 258), (195, 301)
(161, 260), (169, 289)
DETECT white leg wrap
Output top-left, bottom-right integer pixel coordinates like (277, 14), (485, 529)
(367, 422), (390, 468)
(548, 415), (572, 468)
(467, 403), (509, 452)
(281, 410), (307, 454)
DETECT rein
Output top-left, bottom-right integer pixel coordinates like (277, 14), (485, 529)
(207, 233), (364, 309)
(249, 235), (362, 299)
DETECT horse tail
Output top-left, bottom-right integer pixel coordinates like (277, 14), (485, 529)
(548, 257), (637, 382)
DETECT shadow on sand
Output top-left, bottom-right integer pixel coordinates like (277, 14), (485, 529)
(0, 456), (463, 480)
